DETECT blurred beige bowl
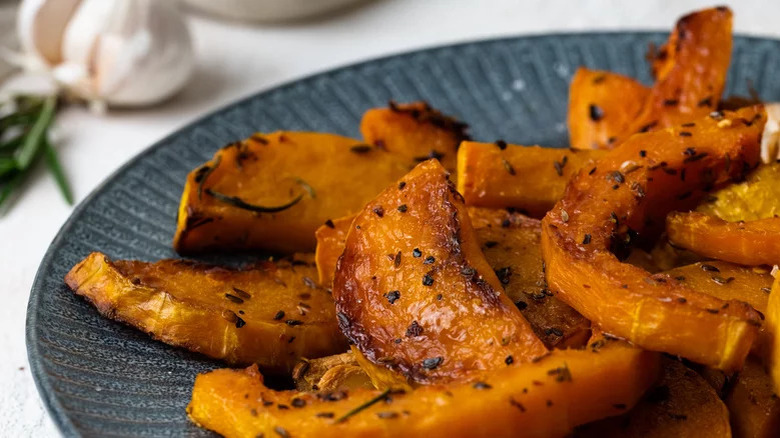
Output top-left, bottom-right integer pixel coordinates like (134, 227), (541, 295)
(182, 0), (366, 22)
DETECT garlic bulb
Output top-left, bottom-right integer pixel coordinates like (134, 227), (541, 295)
(16, 0), (194, 107)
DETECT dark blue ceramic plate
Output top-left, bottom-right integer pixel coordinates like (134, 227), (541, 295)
(27, 32), (780, 436)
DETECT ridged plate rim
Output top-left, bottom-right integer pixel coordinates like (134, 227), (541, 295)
(26, 31), (780, 436)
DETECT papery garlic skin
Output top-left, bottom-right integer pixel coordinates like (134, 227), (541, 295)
(17, 0), (194, 107)
(761, 103), (780, 163)
(17, 0), (82, 66)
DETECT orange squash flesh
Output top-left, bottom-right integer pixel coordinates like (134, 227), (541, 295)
(665, 261), (772, 314)
(616, 7), (733, 144)
(315, 215), (354, 286)
(568, 68), (650, 150)
(360, 101), (469, 174)
(65, 252), (346, 374)
(333, 160), (547, 385)
(187, 341), (660, 438)
(174, 131), (412, 254)
(457, 141), (605, 217)
(648, 239), (706, 272)
(467, 207), (590, 348)
(697, 162), (780, 222)
(765, 275), (780, 395)
(317, 208), (590, 351)
(667, 212), (780, 266)
(575, 357), (730, 438)
(541, 106), (765, 372)
(726, 357), (780, 438)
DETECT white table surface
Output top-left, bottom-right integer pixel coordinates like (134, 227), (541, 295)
(3, 0), (779, 435)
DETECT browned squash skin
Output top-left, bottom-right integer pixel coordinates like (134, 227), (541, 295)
(65, 252), (346, 374)
(187, 342), (660, 438)
(333, 160), (547, 385)
(617, 7), (733, 144)
(568, 68), (650, 150)
(726, 358), (780, 438)
(576, 357), (731, 438)
(667, 212), (780, 266)
(456, 141), (605, 217)
(360, 101), (468, 173)
(467, 207), (590, 349)
(174, 131), (412, 254)
(541, 106), (765, 372)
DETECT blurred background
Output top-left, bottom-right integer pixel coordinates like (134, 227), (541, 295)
(1, 0), (778, 435)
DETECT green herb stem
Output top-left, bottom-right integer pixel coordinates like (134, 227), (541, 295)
(0, 168), (26, 213)
(334, 389), (391, 423)
(14, 95), (56, 170)
(205, 189), (303, 213)
(43, 139), (73, 205)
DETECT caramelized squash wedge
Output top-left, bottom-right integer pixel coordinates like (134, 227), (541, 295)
(665, 261), (772, 313)
(575, 357), (730, 438)
(648, 238), (706, 271)
(541, 106), (765, 371)
(333, 160), (547, 385)
(457, 141), (605, 217)
(617, 7), (733, 144)
(174, 131), (412, 254)
(468, 207), (590, 348)
(726, 357), (780, 438)
(188, 341), (660, 438)
(765, 275), (780, 394)
(292, 352), (373, 392)
(317, 208), (589, 350)
(65, 252), (346, 374)
(315, 215), (354, 286)
(360, 101), (469, 173)
(697, 163), (780, 222)
(667, 212), (780, 266)
(568, 68), (650, 150)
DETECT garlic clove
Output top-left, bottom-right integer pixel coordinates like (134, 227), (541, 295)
(761, 103), (780, 163)
(60, 0), (194, 106)
(17, 0), (83, 66)
(17, 0), (194, 108)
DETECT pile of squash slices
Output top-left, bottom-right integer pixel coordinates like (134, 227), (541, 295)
(64, 6), (780, 437)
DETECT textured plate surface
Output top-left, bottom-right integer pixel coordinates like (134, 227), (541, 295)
(27, 32), (780, 436)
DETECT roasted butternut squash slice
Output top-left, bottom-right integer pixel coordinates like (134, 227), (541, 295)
(568, 68), (650, 150)
(360, 101), (469, 174)
(334, 160), (547, 385)
(765, 275), (780, 394)
(292, 352), (373, 392)
(665, 261), (772, 313)
(616, 7), (733, 144)
(648, 238), (706, 271)
(317, 208), (589, 350)
(187, 340), (659, 438)
(575, 357), (730, 438)
(697, 163), (780, 222)
(457, 141), (605, 217)
(667, 212), (780, 266)
(467, 207), (590, 348)
(726, 357), (780, 438)
(174, 132), (412, 254)
(315, 215), (354, 286)
(541, 106), (765, 372)
(65, 252), (346, 374)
